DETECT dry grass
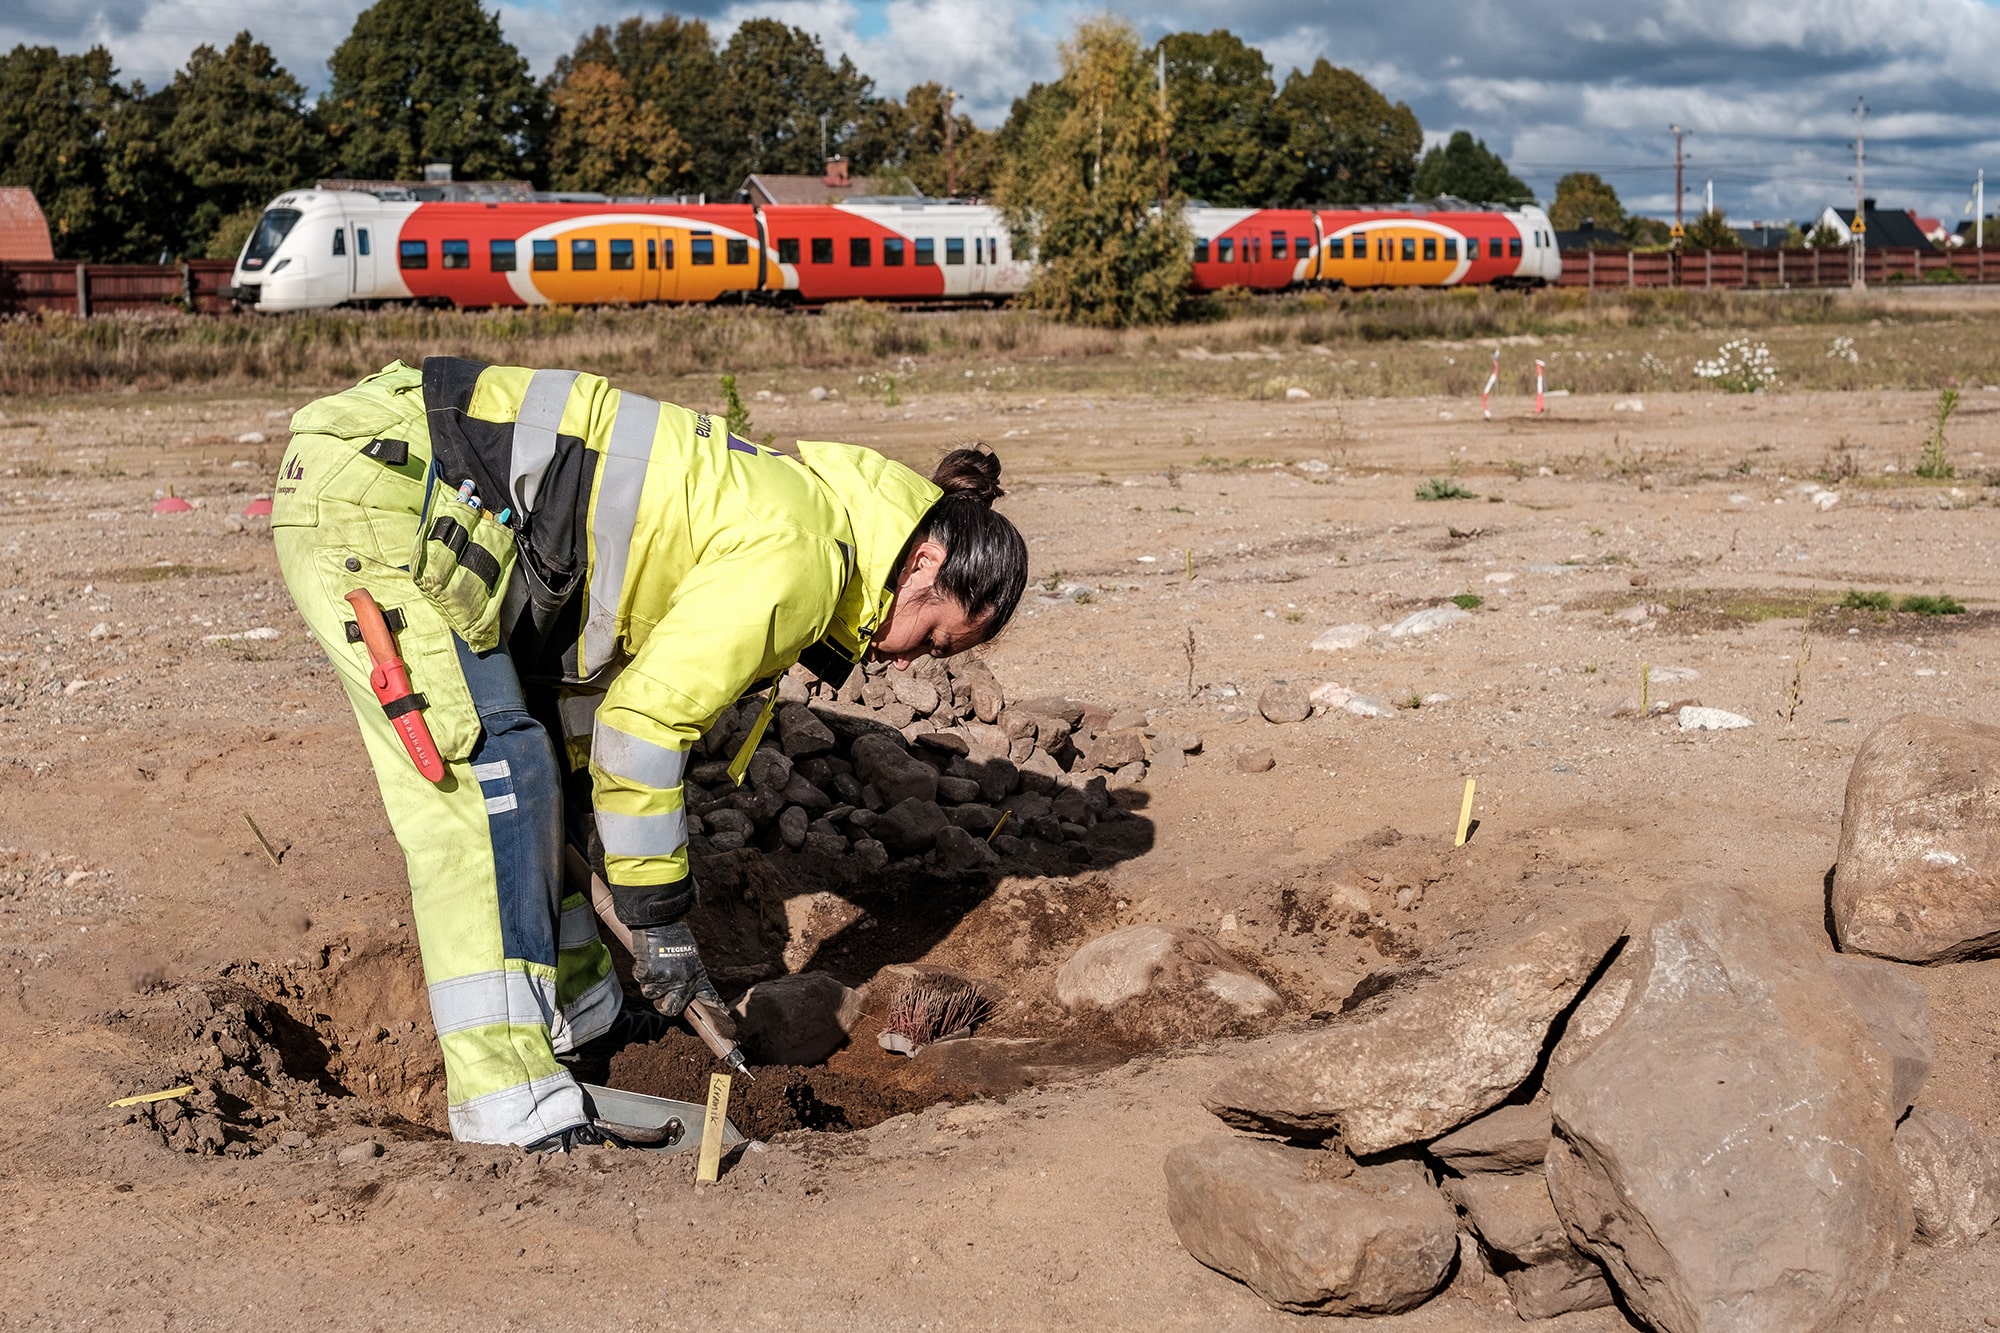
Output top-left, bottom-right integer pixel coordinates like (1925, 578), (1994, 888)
(4, 287), (1998, 400)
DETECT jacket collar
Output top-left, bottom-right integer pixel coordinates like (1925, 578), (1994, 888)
(795, 440), (942, 667)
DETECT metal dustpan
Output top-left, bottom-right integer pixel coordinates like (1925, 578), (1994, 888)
(580, 1083), (746, 1157)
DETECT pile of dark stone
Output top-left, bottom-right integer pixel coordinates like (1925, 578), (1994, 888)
(678, 655), (1189, 877)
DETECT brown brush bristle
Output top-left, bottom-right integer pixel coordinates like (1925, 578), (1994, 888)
(882, 976), (991, 1046)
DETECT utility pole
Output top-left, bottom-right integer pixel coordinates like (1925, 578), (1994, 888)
(1705, 178), (1713, 218)
(1670, 125), (1687, 246)
(1851, 98), (1866, 290)
(1157, 46), (1170, 209)
(820, 113), (828, 167)
(1978, 169), (1986, 250)
(943, 87), (956, 198)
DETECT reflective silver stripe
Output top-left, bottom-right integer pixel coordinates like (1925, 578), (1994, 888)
(550, 968), (621, 1055)
(484, 792), (518, 815)
(471, 760), (511, 782)
(427, 968), (558, 1037)
(596, 808), (688, 859)
(582, 391), (658, 677)
(509, 368), (581, 514)
(558, 899), (601, 951)
(446, 1069), (586, 1146)
(558, 690), (602, 741)
(592, 720), (686, 790)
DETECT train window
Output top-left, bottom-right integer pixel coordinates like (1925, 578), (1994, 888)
(811, 237), (833, 264)
(1326, 237), (1342, 259)
(1296, 235), (1310, 257)
(915, 237), (934, 266)
(975, 238), (983, 263)
(1509, 236), (1522, 257)
(1271, 234), (1286, 260)
(663, 238), (674, 268)
(850, 237), (871, 266)
(357, 227), (370, 256)
(1194, 239), (1210, 263)
(610, 239), (634, 270)
(571, 238), (597, 270)
(945, 237), (964, 265)
(646, 239), (657, 270)
(533, 239), (557, 270)
(777, 238), (800, 264)
(883, 238), (904, 266)
(399, 239), (428, 270)
(491, 239), (516, 271)
(726, 238), (748, 265)
(442, 239), (470, 270)
(1402, 237), (1416, 262)
(1423, 237), (1436, 261)
(1217, 238), (1234, 262)
(1443, 238), (1456, 261)
(691, 237), (714, 265)
(332, 229), (346, 257)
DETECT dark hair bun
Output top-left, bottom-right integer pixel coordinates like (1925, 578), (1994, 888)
(931, 447), (1004, 507)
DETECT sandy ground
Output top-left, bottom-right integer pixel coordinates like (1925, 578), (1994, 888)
(3, 377), (1999, 1329)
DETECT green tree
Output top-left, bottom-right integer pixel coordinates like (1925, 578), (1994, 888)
(712, 19), (874, 193)
(322, 0), (543, 181)
(1684, 210), (1741, 249)
(545, 62), (691, 195)
(0, 45), (122, 258)
(167, 34), (322, 254)
(1549, 171), (1626, 232)
(1272, 58), (1421, 203)
(1155, 30), (1290, 206)
(999, 18), (1190, 326)
(551, 17), (721, 193)
(1412, 130), (1526, 203)
(849, 83), (997, 197)
(1805, 218), (1845, 248)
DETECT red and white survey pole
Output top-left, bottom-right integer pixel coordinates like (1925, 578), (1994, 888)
(1481, 351), (1499, 419)
(1534, 359), (1547, 415)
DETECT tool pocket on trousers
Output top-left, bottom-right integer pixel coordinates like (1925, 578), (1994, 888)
(316, 549), (480, 765)
(410, 471), (520, 655)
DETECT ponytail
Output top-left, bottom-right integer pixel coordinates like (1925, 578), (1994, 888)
(906, 447), (1028, 637)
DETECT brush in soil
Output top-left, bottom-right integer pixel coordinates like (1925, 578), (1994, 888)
(878, 976), (993, 1056)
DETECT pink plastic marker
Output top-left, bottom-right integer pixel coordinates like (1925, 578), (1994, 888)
(1535, 359), (1547, 415)
(1481, 351), (1499, 419)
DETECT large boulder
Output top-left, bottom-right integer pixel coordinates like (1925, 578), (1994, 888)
(1546, 887), (1909, 1333)
(850, 733), (937, 807)
(1055, 925), (1280, 1043)
(1204, 911), (1625, 1153)
(1831, 714), (2000, 963)
(1895, 1106), (2000, 1247)
(1164, 1135), (1457, 1315)
(729, 972), (863, 1065)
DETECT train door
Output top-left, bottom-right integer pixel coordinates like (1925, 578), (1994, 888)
(350, 217), (380, 302)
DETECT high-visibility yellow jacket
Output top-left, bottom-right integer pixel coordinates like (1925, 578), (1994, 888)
(295, 358), (942, 907)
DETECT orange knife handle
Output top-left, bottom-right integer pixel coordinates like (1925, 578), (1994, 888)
(344, 589), (400, 667)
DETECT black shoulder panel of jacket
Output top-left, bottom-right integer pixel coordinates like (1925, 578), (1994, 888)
(423, 356), (595, 648)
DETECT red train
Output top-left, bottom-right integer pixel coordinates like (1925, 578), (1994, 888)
(228, 184), (1559, 311)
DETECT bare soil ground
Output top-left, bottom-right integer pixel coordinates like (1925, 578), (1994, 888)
(3, 364), (1999, 1328)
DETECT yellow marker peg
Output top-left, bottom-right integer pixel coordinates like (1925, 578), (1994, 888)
(109, 1085), (195, 1108)
(985, 809), (1012, 844)
(695, 1072), (732, 1184)
(1454, 778), (1477, 847)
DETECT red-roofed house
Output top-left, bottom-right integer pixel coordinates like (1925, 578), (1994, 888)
(0, 188), (54, 260)
(1911, 213), (1949, 244)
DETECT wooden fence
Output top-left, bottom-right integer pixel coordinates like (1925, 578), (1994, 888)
(0, 260), (237, 315)
(1558, 246), (2000, 290)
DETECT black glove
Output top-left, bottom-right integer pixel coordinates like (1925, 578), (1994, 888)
(630, 921), (722, 1019)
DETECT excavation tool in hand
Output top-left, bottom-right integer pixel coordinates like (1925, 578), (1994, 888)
(566, 846), (757, 1081)
(344, 588), (444, 782)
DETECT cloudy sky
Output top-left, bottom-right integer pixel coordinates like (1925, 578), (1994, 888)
(9, 0), (2000, 225)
